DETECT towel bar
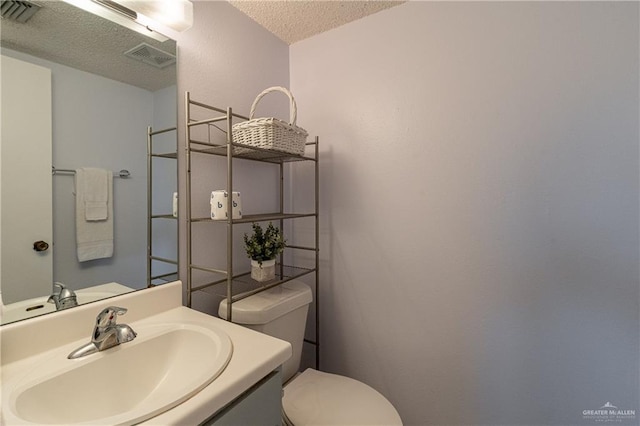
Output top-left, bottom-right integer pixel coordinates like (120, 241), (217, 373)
(52, 166), (130, 178)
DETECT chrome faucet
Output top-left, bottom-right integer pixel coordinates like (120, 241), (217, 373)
(68, 306), (137, 359)
(47, 282), (78, 311)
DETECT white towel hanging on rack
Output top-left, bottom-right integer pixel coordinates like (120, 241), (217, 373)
(81, 168), (109, 220)
(75, 168), (113, 262)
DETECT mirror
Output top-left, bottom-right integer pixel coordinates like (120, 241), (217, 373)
(0, 0), (178, 324)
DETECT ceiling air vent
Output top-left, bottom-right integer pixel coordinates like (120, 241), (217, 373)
(124, 43), (176, 69)
(0, 0), (41, 23)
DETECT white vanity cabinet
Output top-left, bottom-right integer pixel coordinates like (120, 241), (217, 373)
(202, 370), (283, 426)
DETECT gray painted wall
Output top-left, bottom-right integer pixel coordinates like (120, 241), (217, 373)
(51, 59), (150, 290)
(290, 2), (639, 425)
(174, 1), (290, 310)
(164, 1), (638, 424)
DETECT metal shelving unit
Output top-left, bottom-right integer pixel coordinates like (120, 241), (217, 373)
(147, 125), (179, 287)
(184, 92), (320, 368)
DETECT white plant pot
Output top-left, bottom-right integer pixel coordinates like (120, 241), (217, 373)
(251, 259), (276, 282)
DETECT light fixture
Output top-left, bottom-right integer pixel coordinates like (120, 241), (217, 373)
(118, 0), (193, 32)
(61, 0), (193, 42)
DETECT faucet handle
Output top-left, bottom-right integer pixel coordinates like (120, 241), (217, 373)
(48, 282), (64, 299)
(95, 306), (128, 328)
(47, 282), (64, 304)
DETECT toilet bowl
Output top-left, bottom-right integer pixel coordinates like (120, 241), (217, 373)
(219, 280), (402, 426)
(282, 368), (401, 425)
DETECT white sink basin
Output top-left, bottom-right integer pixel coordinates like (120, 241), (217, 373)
(4, 322), (232, 425)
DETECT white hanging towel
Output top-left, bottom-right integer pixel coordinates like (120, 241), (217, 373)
(75, 168), (113, 262)
(82, 167), (109, 220)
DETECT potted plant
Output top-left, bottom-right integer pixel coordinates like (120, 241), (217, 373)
(244, 222), (285, 282)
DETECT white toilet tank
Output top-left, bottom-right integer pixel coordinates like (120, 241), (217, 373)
(218, 280), (312, 382)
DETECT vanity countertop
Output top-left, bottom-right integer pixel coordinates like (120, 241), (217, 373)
(0, 281), (292, 425)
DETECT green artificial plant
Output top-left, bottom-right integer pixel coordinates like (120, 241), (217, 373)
(244, 222), (286, 265)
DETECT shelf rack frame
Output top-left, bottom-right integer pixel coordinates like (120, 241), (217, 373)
(184, 92), (320, 368)
(147, 125), (179, 287)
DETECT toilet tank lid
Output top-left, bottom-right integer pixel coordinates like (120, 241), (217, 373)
(218, 280), (312, 325)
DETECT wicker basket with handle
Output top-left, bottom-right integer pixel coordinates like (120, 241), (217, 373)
(232, 86), (308, 156)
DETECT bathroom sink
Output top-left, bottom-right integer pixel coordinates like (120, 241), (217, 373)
(4, 322), (233, 425)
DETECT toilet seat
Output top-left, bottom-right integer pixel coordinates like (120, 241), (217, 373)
(282, 369), (402, 426)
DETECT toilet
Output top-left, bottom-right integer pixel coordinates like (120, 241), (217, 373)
(219, 280), (402, 426)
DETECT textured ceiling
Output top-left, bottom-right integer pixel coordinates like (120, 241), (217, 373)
(0, 0), (404, 90)
(0, 1), (176, 91)
(229, 0), (406, 45)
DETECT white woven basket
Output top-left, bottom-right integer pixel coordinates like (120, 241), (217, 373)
(232, 86), (308, 156)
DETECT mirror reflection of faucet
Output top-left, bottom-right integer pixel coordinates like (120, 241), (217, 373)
(68, 306), (137, 359)
(47, 282), (78, 311)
